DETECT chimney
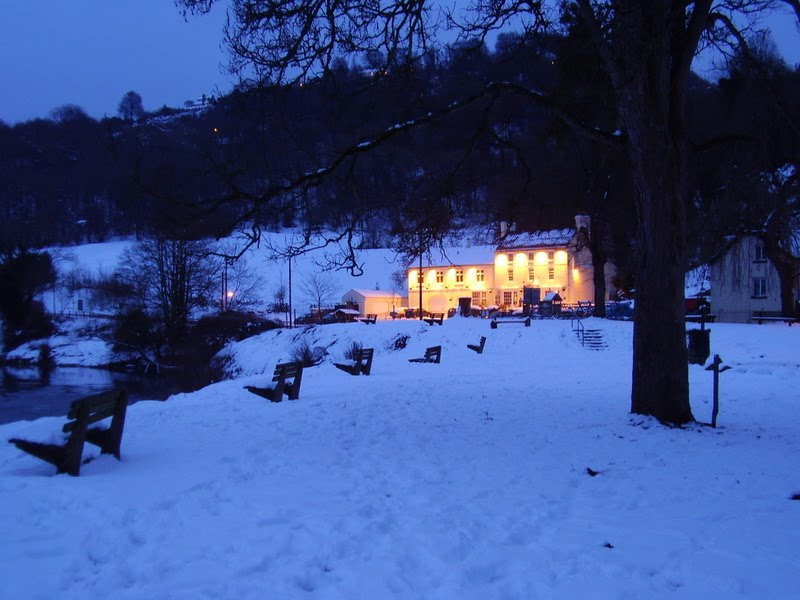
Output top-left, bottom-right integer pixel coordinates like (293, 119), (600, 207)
(575, 214), (591, 232)
(499, 221), (517, 237)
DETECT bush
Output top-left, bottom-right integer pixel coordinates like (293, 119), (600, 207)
(343, 340), (363, 360)
(292, 340), (327, 367)
(387, 334), (410, 351)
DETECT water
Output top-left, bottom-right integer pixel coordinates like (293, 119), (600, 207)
(0, 366), (193, 425)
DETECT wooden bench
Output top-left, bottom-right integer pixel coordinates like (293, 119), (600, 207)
(245, 361), (304, 402)
(359, 314), (377, 324)
(490, 316), (531, 329)
(334, 348), (375, 376)
(467, 336), (486, 354)
(409, 345), (442, 364)
(751, 310), (797, 325)
(423, 313), (444, 326)
(8, 389), (128, 476)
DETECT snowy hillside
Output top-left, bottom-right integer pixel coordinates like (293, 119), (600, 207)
(2, 317), (798, 598)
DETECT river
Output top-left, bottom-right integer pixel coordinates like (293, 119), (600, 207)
(0, 366), (196, 425)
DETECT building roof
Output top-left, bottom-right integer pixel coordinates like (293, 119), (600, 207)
(346, 289), (397, 298)
(497, 228), (576, 250)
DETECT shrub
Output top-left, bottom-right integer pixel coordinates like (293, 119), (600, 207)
(292, 340), (327, 367)
(343, 340), (363, 360)
(387, 334), (410, 351)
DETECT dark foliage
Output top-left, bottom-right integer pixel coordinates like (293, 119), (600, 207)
(0, 251), (56, 349)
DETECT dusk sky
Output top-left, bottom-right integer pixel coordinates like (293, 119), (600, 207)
(1, 1), (798, 125)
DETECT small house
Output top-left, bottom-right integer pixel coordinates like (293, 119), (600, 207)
(710, 234), (800, 323)
(341, 289), (405, 319)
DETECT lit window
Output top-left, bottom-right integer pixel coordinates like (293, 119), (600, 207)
(548, 267), (555, 280)
(753, 278), (767, 297)
(436, 271), (444, 283)
(508, 268), (514, 282)
(503, 291), (513, 305)
(417, 271), (424, 284)
(472, 291), (487, 306)
(528, 268), (535, 281)
(477, 269), (485, 282)
(455, 269), (464, 283)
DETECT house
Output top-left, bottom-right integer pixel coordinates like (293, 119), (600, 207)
(710, 234), (800, 323)
(341, 289), (406, 319)
(406, 216), (616, 315)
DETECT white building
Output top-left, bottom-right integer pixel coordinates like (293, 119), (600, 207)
(341, 289), (406, 319)
(407, 216), (616, 315)
(710, 234), (800, 323)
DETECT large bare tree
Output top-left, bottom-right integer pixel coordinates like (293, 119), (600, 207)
(178, 0), (799, 423)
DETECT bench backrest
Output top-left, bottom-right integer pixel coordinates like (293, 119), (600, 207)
(273, 361), (303, 381)
(425, 346), (442, 361)
(356, 348), (374, 362)
(63, 389), (127, 433)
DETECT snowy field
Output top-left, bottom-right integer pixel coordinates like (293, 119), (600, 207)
(1, 316), (798, 598)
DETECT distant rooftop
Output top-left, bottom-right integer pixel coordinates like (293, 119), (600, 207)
(497, 228), (576, 250)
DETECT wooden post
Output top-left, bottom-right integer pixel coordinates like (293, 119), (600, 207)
(705, 354), (732, 428)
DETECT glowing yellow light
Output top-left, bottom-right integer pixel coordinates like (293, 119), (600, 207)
(514, 253), (526, 265)
(226, 291), (234, 299)
(572, 269), (581, 283)
(555, 251), (568, 264)
(495, 254), (508, 267)
(534, 252), (548, 265)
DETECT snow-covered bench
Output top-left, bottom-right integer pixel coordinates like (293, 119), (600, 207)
(8, 389), (128, 476)
(751, 311), (797, 325)
(467, 336), (486, 354)
(409, 346), (442, 364)
(334, 348), (375, 376)
(423, 313), (444, 326)
(490, 316), (531, 328)
(245, 361), (304, 402)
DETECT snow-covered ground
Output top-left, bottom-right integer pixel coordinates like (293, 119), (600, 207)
(2, 317), (798, 598)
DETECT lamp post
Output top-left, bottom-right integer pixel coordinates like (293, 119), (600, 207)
(221, 256), (234, 312)
(288, 256), (293, 328)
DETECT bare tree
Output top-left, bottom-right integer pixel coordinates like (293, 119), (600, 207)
(117, 237), (219, 342)
(300, 271), (340, 315)
(178, 0), (799, 423)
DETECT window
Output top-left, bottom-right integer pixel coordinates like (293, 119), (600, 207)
(436, 271), (444, 283)
(472, 291), (487, 306)
(476, 269), (485, 282)
(507, 268), (514, 282)
(753, 277), (767, 298)
(417, 271), (424, 284)
(455, 269), (464, 283)
(548, 250), (554, 261)
(528, 252), (534, 261)
(548, 266), (555, 280)
(754, 241), (767, 262)
(507, 253), (514, 262)
(503, 291), (513, 306)
(528, 268), (535, 281)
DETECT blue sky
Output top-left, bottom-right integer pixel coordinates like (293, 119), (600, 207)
(0, 1), (232, 124)
(0, 1), (797, 124)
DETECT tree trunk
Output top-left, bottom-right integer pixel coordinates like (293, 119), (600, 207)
(590, 215), (607, 317)
(616, 24), (694, 424)
(764, 244), (799, 317)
